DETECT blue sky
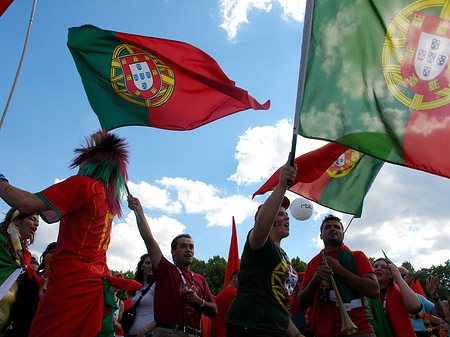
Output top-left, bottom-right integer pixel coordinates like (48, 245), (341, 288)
(1, 0), (449, 273)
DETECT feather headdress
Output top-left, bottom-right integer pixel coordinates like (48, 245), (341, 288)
(70, 130), (129, 217)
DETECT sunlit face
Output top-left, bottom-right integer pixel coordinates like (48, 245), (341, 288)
(141, 257), (153, 278)
(172, 237), (194, 268)
(272, 207), (290, 238)
(14, 213), (39, 241)
(373, 259), (391, 287)
(320, 220), (344, 246)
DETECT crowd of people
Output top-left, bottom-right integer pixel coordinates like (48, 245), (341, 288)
(0, 130), (449, 337)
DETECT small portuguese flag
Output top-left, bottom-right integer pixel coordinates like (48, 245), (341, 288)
(253, 143), (384, 217)
(67, 25), (269, 131)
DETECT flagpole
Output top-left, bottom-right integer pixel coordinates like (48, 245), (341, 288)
(289, 0), (314, 171)
(343, 215), (355, 234)
(0, 0), (37, 131)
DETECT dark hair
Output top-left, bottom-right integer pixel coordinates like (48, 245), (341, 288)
(171, 234), (192, 250)
(37, 242), (57, 273)
(230, 269), (239, 282)
(134, 253), (150, 284)
(0, 209), (38, 260)
(320, 214), (343, 233)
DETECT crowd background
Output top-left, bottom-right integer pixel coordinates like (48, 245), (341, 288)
(106, 256), (450, 301)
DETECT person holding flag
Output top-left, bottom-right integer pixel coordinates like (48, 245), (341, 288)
(298, 215), (380, 337)
(226, 160), (302, 337)
(0, 130), (140, 337)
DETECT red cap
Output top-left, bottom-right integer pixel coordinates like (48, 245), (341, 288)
(254, 196), (290, 221)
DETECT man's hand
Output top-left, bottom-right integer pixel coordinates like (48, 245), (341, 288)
(278, 160), (298, 189)
(426, 276), (440, 298)
(128, 195), (143, 213)
(311, 264), (332, 285)
(183, 289), (203, 307)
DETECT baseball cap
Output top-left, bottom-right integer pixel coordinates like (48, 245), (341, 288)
(254, 196), (290, 221)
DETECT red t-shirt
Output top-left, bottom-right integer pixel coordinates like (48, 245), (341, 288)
(30, 175), (114, 337)
(153, 256), (215, 329)
(37, 175), (114, 279)
(301, 245), (374, 336)
(213, 286), (237, 337)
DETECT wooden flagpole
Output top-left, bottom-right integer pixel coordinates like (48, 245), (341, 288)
(0, 0), (37, 131)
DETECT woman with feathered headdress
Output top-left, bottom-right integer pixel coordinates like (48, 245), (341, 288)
(0, 130), (130, 337)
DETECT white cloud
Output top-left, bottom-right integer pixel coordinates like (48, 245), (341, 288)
(127, 180), (182, 214)
(229, 119), (327, 186)
(107, 211), (186, 271)
(219, 0), (306, 41)
(158, 177), (258, 227)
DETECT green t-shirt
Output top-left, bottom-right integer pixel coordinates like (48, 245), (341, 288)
(226, 233), (294, 333)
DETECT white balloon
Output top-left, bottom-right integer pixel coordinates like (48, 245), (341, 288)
(290, 197), (314, 221)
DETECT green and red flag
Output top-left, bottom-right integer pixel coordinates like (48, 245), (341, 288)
(0, 0), (14, 17)
(297, 0), (450, 179)
(253, 143), (383, 217)
(67, 25), (269, 131)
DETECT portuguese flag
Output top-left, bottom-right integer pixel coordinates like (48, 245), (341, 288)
(297, 0), (450, 179)
(67, 25), (269, 131)
(253, 143), (384, 216)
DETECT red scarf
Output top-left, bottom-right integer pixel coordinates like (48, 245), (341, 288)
(385, 282), (416, 337)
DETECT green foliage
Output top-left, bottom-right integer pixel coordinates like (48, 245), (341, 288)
(191, 255), (227, 296)
(291, 257), (307, 272)
(402, 260), (450, 300)
(401, 261), (415, 273)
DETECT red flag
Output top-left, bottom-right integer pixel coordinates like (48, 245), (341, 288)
(0, 0), (13, 17)
(253, 143), (348, 199)
(201, 315), (212, 337)
(253, 143), (383, 217)
(68, 25), (270, 131)
(223, 216), (239, 290)
(413, 279), (426, 297)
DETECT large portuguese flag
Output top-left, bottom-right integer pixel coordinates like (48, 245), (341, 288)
(67, 25), (269, 131)
(253, 143), (384, 216)
(297, 0), (450, 179)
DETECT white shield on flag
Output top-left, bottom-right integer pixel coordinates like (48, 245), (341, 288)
(415, 32), (450, 81)
(129, 61), (153, 91)
(334, 153), (345, 167)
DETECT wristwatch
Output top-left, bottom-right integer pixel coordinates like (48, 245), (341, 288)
(200, 299), (206, 308)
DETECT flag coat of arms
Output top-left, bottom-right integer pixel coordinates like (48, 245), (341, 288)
(297, 0), (450, 179)
(68, 25), (269, 131)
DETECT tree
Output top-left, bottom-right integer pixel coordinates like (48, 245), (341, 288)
(401, 261), (415, 273)
(291, 257), (307, 273)
(191, 255), (227, 296)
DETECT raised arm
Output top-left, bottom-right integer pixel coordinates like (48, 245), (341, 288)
(0, 177), (49, 213)
(390, 264), (421, 314)
(127, 195), (163, 270)
(427, 276), (446, 319)
(249, 162), (297, 250)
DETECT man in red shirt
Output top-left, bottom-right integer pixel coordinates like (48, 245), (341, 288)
(0, 130), (130, 337)
(128, 196), (217, 337)
(213, 270), (239, 337)
(298, 215), (379, 337)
